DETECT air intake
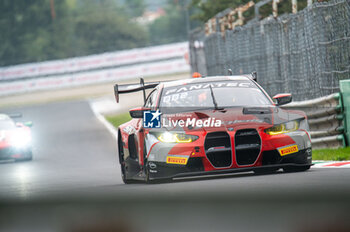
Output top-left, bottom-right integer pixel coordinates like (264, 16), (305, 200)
(235, 129), (261, 165)
(204, 132), (232, 168)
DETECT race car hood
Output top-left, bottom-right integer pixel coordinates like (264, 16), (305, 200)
(151, 106), (306, 133)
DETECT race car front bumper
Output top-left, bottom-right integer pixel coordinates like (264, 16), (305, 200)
(146, 148), (312, 180)
(145, 129), (312, 180)
(0, 146), (32, 160)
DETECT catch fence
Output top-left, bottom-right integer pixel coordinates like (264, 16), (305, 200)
(190, 0), (350, 101)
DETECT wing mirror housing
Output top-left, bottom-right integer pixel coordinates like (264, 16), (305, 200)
(273, 93), (292, 106)
(24, 121), (33, 127)
(129, 107), (151, 118)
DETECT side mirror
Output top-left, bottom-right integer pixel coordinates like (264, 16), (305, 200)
(129, 107), (151, 118)
(24, 121), (33, 127)
(273, 93), (292, 106)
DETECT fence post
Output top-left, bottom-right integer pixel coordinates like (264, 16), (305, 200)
(272, 0), (280, 17)
(292, 0), (298, 13)
(340, 79), (350, 146)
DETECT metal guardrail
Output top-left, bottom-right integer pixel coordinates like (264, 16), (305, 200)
(0, 42), (189, 81)
(0, 59), (190, 97)
(282, 93), (346, 149)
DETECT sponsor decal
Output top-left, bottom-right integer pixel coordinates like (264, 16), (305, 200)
(164, 81), (252, 95)
(166, 156), (188, 165)
(225, 119), (264, 124)
(278, 145), (299, 156)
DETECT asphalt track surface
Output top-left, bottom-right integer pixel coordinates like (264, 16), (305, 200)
(1, 100), (350, 232)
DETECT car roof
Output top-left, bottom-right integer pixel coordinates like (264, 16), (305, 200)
(162, 75), (252, 88)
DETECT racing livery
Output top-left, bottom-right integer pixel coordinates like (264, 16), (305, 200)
(0, 114), (33, 162)
(114, 75), (312, 183)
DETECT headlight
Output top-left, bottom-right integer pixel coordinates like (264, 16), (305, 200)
(10, 130), (32, 148)
(157, 132), (198, 143)
(265, 121), (299, 135)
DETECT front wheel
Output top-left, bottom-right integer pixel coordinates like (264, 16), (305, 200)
(121, 162), (133, 184)
(283, 165), (311, 172)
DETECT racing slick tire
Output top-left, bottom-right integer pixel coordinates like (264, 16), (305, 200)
(120, 162), (134, 184)
(283, 149), (311, 172)
(283, 165), (311, 172)
(145, 166), (152, 184)
(15, 150), (33, 162)
(118, 132), (133, 184)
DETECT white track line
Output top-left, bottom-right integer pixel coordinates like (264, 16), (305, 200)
(89, 99), (118, 139)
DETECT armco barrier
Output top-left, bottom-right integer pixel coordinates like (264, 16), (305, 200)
(0, 42), (189, 81)
(0, 58), (190, 96)
(282, 93), (346, 149)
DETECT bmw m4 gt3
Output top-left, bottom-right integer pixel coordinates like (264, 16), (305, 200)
(114, 74), (312, 183)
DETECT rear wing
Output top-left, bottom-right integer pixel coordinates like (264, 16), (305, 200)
(8, 113), (22, 118)
(114, 78), (159, 103)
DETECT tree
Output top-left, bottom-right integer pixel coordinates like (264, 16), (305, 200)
(148, 0), (189, 45)
(0, 0), (71, 65)
(123, 0), (146, 17)
(72, 1), (148, 55)
(0, 0), (149, 66)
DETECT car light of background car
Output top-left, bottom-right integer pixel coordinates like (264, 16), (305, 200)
(9, 130), (32, 148)
(265, 120), (299, 135)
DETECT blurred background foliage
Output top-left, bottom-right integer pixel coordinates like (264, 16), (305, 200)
(0, 0), (308, 66)
(0, 0), (191, 66)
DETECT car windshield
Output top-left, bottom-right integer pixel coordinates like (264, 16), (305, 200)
(160, 81), (271, 111)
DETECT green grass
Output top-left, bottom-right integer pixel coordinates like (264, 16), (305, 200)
(105, 112), (132, 128)
(313, 147), (350, 161)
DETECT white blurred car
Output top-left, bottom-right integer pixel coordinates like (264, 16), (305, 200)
(0, 114), (33, 162)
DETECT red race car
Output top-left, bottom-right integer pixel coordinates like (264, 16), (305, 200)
(0, 114), (33, 162)
(114, 74), (312, 183)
